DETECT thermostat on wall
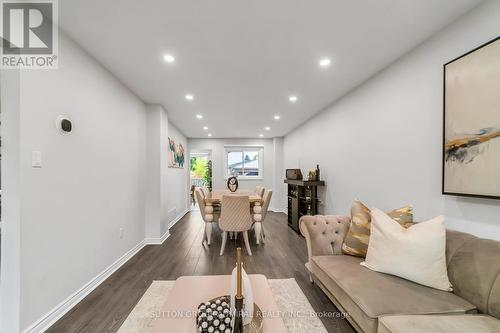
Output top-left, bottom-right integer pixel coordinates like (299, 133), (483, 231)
(56, 115), (73, 135)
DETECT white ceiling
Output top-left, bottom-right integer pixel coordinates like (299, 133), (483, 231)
(59, 0), (481, 138)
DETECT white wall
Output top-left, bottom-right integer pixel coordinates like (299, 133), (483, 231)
(1, 32), (148, 332)
(188, 138), (285, 210)
(145, 104), (168, 240)
(284, 0), (500, 240)
(166, 123), (189, 231)
(1, 69), (22, 333)
(272, 137), (287, 211)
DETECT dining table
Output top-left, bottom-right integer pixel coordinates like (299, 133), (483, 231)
(203, 189), (264, 244)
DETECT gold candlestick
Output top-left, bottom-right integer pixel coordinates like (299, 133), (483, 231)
(236, 247), (243, 299)
(234, 248), (244, 333)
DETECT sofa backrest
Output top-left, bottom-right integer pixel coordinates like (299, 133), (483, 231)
(446, 229), (500, 319)
(299, 215), (351, 262)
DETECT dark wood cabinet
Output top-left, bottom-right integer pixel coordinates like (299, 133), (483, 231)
(285, 179), (325, 233)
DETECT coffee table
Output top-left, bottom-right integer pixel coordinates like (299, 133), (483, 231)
(152, 274), (287, 333)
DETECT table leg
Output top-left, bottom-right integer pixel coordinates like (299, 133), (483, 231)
(205, 223), (213, 245)
(204, 202), (214, 245)
(253, 202), (262, 245)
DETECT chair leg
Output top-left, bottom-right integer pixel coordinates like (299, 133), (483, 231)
(234, 232), (238, 240)
(261, 226), (266, 244)
(205, 222), (212, 245)
(220, 231), (228, 256)
(254, 222), (262, 245)
(201, 226), (207, 245)
(243, 231), (252, 256)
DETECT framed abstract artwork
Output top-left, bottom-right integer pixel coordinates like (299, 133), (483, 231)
(443, 37), (500, 199)
(168, 137), (185, 168)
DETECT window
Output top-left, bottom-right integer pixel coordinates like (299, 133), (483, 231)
(225, 146), (263, 179)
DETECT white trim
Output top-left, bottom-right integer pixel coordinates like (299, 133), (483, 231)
(223, 146), (264, 179)
(223, 176), (264, 181)
(145, 229), (171, 245)
(223, 145), (264, 148)
(23, 214), (189, 333)
(169, 209), (189, 229)
(190, 151), (211, 157)
(269, 207), (287, 214)
(22, 240), (147, 333)
(22, 212), (192, 333)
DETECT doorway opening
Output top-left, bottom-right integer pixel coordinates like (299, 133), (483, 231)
(189, 151), (211, 211)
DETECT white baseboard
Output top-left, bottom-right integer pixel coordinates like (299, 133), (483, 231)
(168, 208), (189, 229)
(21, 209), (194, 333)
(25, 223), (181, 333)
(269, 207), (287, 214)
(145, 229), (171, 245)
(23, 239), (146, 333)
(144, 209), (191, 245)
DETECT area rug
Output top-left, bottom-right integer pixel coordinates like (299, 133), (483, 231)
(118, 278), (328, 333)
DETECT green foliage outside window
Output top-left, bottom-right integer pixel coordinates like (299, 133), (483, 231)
(191, 157), (207, 178)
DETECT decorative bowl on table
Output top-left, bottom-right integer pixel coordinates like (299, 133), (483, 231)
(196, 295), (263, 333)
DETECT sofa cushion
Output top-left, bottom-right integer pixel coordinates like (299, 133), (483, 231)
(378, 314), (500, 333)
(342, 201), (413, 257)
(446, 230), (500, 318)
(361, 209), (452, 291)
(445, 229), (477, 266)
(311, 255), (476, 333)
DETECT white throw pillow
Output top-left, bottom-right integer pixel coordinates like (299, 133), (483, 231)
(360, 208), (452, 291)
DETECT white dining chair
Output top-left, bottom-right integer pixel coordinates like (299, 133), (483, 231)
(195, 188), (218, 245)
(201, 187), (209, 197)
(254, 189), (272, 244)
(219, 195), (253, 256)
(255, 186), (265, 198)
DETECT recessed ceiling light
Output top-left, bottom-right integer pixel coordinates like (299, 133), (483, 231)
(207, 133), (212, 137)
(264, 126), (270, 131)
(163, 54), (175, 63)
(274, 115), (280, 120)
(319, 58), (331, 67)
(196, 114), (203, 119)
(259, 134), (264, 137)
(203, 126), (208, 130)
(185, 94), (194, 100)
(289, 95), (298, 103)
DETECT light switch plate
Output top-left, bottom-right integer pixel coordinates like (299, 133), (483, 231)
(31, 151), (42, 167)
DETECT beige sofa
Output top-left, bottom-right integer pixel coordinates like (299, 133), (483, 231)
(299, 215), (500, 333)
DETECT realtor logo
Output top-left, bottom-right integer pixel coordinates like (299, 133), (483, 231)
(1, 0), (58, 68)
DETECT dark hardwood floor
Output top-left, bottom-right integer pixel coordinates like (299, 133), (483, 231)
(48, 211), (355, 333)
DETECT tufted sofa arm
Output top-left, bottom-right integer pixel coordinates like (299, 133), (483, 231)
(299, 215), (350, 268)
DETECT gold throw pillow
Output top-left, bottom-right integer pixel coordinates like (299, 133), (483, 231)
(342, 200), (413, 257)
